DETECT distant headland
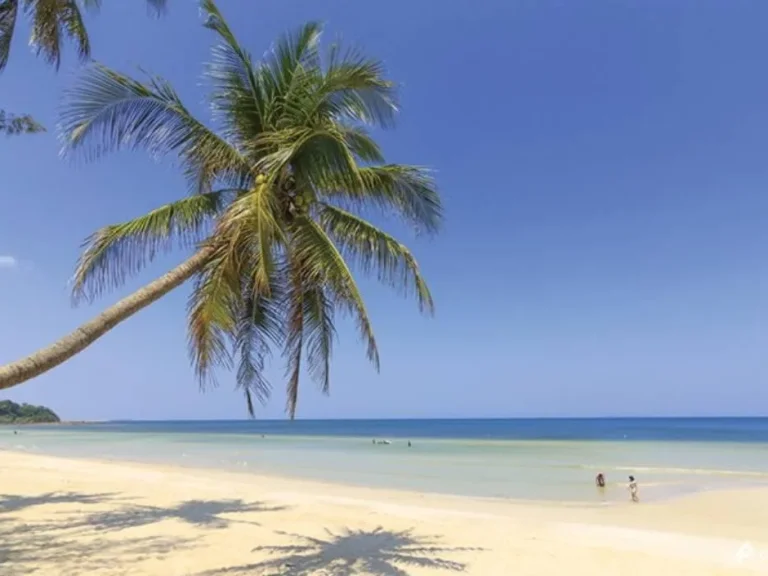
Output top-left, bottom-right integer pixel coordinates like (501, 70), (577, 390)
(0, 400), (60, 424)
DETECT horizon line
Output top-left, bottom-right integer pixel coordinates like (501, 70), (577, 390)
(83, 415), (768, 423)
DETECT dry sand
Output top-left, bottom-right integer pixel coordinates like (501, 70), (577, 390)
(2, 451), (768, 575)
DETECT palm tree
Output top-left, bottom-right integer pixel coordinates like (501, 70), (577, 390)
(0, 0), (442, 417)
(0, 0), (167, 134)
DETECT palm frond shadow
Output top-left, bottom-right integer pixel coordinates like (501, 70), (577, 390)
(74, 498), (288, 531)
(0, 516), (197, 575)
(0, 491), (118, 513)
(200, 526), (482, 575)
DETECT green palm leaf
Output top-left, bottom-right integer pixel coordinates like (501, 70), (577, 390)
(302, 284), (335, 395)
(322, 165), (442, 235)
(292, 216), (380, 371)
(267, 21), (322, 96)
(283, 267), (305, 418)
(0, 0), (18, 71)
(72, 191), (229, 303)
(202, 0), (268, 150)
(56, 0), (91, 64)
(185, 201), (253, 387)
(60, 63), (250, 193)
(314, 42), (398, 128)
(27, 0), (65, 69)
(186, 242), (239, 388)
(319, 204), (433, 313)
(235, 285), (283, 415)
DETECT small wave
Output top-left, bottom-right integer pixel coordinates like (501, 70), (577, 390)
(612, 465), (768, 477)
(574, 464), (768, 478)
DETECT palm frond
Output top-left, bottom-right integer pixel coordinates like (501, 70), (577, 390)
(27, 0), (63, 68)
(187, 191), (284, 389)
(319, 204), (433, 313)
(0, 0), (18, 71)
(302, 284), (335, 394)
(283, 266), (305, 418)
(72, 191), (228, 304)
(60, 63), (250, 193)
(186, 234), (242, 388)
(267, 21), (322, 96)
(234, 285), (283, 415)
(202, 0), (268, 148)
(314, 41), (398, 128)
(58, 0), (91, 63)
(340, 125), (384, 163)
(292, 216), (379, 370)
(321, 164), (442, 235)
(256, 125), (365, 196)
(248, 176), (282, 295)
(0, 109), (44, 135)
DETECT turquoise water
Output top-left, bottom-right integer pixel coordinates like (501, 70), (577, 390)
(3, 419), (768, 503)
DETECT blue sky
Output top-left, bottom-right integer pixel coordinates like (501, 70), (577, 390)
(1, 0), (766, 420)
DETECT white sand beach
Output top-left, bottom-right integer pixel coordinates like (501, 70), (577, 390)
(2, 451), (768, 575)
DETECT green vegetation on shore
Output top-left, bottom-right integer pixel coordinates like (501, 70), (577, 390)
(0, 400), (60, 424)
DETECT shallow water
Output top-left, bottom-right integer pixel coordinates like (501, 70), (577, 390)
(3, 419), (768, 503)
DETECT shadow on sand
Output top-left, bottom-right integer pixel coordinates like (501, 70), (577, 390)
(0, 490), (286, 574)
(77, 499), (288, 531)
(0, 491), (117, 513)
(0, 514), (197, 575)
(199, 526), (482, 575)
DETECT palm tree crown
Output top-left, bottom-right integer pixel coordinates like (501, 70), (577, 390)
(59, 0), (442, 418)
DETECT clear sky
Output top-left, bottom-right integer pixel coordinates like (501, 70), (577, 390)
(1, 0), (766, 420)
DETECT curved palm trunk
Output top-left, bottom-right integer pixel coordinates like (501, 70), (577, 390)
(0, 248), (213, 391)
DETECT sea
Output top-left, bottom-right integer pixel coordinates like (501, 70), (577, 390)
(3, 418), (768, 504)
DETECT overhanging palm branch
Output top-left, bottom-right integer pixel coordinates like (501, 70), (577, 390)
(0, 0), (443, 417)
(0, 0), (167, 73)
(0, 0), (168, 137)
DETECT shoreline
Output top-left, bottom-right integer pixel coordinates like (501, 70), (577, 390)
(5, 429), (768, 507)
(0, 448), (596, 511)
(2, 451), (768, 574)
(4, 449), (768, 527)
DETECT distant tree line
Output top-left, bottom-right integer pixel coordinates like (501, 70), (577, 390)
(0, 400), (60, 423)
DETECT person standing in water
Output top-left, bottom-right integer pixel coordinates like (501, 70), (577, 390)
(628, 475), (639, 502)
(595, 473), (605, 488)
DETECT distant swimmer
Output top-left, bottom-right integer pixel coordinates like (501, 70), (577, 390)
(628, 475), (639, 502)
(407, 441), (412, 448)
(595, 473), (605, 488)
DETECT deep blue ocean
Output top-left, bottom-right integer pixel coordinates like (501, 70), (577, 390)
(4, 418), (768, 503)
